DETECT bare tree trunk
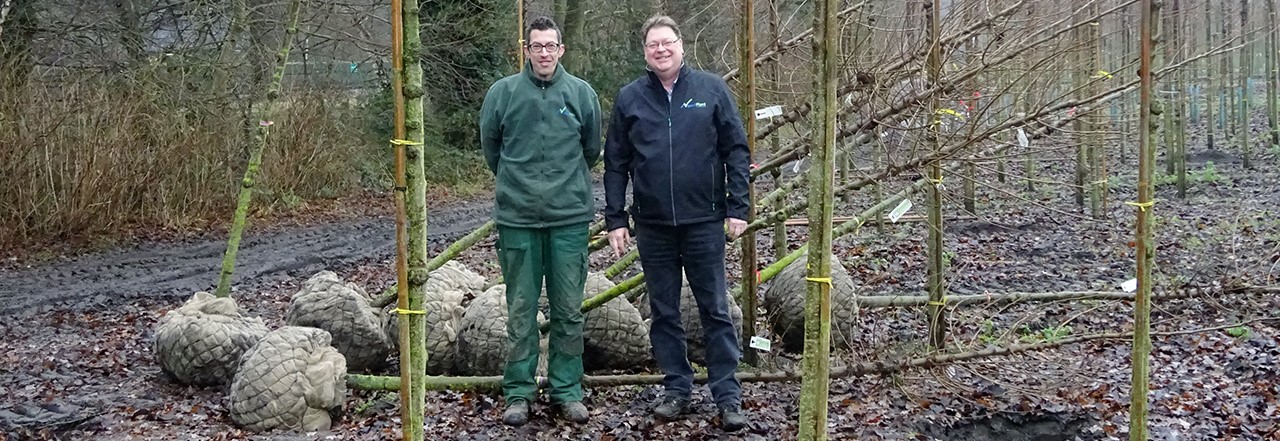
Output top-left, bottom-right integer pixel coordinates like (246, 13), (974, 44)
(1205, 0), (1217, 151)
(1266, 0), (1279, 149)
(1239, 0), (1252, 169)
(401, 0), (430, 437)
(1224, 1), (1237, 152)
(1073, 6), (1088, 210)
(213, 0), (250, 97)
(1120, 3), (1132, 164)
(1129, 0), (1158, 438)
(1088, 0), (1106, 216)
(925, 0), (947, 349)
(796, 0), (838, 436)
(553, 0), (566, 27)
(213, 0), (305, 298)
(1021, 3), (1036, 196)
(516, 0), (525, 69)
(1174, 0), (1188, 199)
(1164, 0), (1185, 197)
(1161, 0), (1176, 177)
(562, 0), (587, 71)
(736, 0), (759, 366)
(768, 0), (788, 257)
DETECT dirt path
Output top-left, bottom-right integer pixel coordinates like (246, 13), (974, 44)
(0, 200), (493, 317)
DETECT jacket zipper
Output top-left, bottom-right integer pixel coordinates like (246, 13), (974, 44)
(540, 84), (548, 227)
(667, 91), (676, 226)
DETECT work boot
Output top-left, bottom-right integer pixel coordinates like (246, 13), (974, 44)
(560, 401), (589, 423)
(718, 403), (747, 432)
(502, 399), (530, 427)
(653, 395), (690, 421)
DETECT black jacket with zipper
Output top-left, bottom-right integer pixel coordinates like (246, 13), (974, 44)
(603, 65), (751, 231)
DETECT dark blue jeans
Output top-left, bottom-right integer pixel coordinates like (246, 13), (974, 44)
(635, 220), (742, 407)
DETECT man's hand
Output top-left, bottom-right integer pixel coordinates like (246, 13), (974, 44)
(725, 218), (747, 241)
(608, 228), (631, 258)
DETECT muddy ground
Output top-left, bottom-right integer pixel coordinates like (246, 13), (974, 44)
(2, 131), (1280, 440)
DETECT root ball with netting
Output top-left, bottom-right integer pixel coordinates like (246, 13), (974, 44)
(763, 257), (860, 353)
(286, 271), (391, 372)
(581, 273), (652, 371)
(152, 292), (269, 386)
(228, 326), (347, 432)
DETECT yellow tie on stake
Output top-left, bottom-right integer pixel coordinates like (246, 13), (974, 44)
(805, 277), (832, 285)
(936, 108), (964, 118)
(1092, 70), (1114, 80)
(390, 139), (423, 146)
(395, 308), (426, 315)
(928, 297), (948, 307)
(1125, 200), (1156, 212)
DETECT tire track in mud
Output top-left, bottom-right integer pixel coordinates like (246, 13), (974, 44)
(0, 202), (494, 316)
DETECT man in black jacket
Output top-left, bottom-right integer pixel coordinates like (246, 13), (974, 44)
(602, 15), (751, 432)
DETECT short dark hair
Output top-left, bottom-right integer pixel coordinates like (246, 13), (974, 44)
(525, 16), (561, 42)
(641, 15), (681, 43)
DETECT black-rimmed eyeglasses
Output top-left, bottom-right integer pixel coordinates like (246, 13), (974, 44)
(526, 43), (562, 53)
(644, 39), (681, 50)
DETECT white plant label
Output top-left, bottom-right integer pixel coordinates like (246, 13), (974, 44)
(889, 199), (913, 223)
(1121, 278), (1138, 293)
(1016, 128), (1029, 148)
(749, 336), (772, 351)
(754, 105), (783, 119)
(792, 157), (804, 173)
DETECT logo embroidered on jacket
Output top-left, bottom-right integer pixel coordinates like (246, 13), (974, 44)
(680, 99), (707, 109)
(559, 106), (574, 117)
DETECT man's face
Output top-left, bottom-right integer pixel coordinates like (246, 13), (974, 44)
(643, 26), (683, 76)
(525, 29), (563, 80)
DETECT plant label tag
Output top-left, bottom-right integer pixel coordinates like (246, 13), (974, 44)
(792, 157), (804, 173)
(749, 336), (772, 351)
(754, 105), (783, 119)
(1016, 128), (1029, 148)
(889, 199), (913, 223)
(1121, 278), (1138, 293)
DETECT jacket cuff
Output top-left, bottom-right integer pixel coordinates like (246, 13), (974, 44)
(605, 215), (630, 232)
(726, 207), (748, 221)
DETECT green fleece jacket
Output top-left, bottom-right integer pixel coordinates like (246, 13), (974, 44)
(479, 62), (601, 228)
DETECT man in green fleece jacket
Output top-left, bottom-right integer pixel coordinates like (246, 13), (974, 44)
(478, 16), (601, 427)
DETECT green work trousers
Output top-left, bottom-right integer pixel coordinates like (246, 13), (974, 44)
(497, 223), (587, 404)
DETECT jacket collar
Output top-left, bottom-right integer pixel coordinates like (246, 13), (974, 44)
(645, 63), (691, 91)
(524, 60), (565, 87)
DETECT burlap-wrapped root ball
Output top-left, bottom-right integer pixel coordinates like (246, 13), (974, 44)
(680, 283), (743, 364)
(229, 326), (346, 432)
(383, 262), (474, 374)
(581, 273), (651, 371)
(286, 271), (390, 372)
(454, 284), (548, 375)
(633, 279), (744, 364)
(763, 258), (859, 353)
(428, 260), (486, 293)
(153, 292), (269, 386)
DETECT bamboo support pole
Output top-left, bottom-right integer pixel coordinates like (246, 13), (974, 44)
(388, 0), (414, 436)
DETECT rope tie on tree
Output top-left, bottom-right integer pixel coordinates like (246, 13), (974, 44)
(395, 308), (426, 315)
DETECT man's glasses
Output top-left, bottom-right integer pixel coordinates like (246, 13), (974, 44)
(644, 39), (681, 51)
(526, 42), (562, 53)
